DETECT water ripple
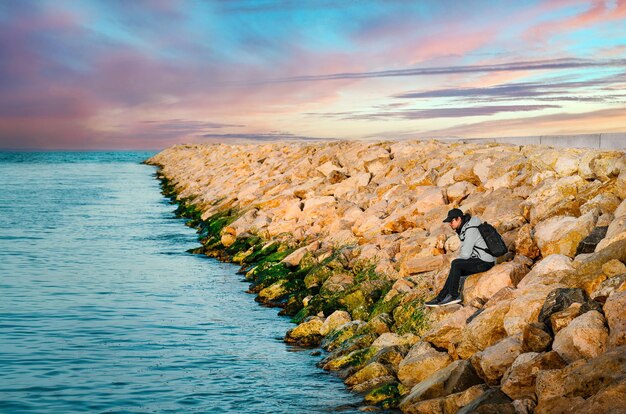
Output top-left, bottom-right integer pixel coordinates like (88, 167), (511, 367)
(0, 152), (371, 414)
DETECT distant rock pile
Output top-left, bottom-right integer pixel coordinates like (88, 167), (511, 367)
(146, 140), (626, 413)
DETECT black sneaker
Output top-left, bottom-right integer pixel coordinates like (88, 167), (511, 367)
(438, 294), (461, 306)
(424, 297), (441, 308)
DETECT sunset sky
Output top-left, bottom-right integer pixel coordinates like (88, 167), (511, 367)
(1, 0), (626, 150)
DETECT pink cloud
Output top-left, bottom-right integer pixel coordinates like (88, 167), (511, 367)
(525, 0), (626, 42)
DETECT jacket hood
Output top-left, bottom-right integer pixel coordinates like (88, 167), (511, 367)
(457, 215), (481, 235)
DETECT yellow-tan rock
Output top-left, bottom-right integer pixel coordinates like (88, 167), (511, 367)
(552, 310), (608, 363)
(398, 342), (453, 388)
(462, 262), (529, 305)
(604, 291), (626, 348)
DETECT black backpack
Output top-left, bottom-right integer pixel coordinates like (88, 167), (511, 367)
(470, 222), (508, 257)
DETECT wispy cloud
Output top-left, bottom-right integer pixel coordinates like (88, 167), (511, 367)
(309, 105), (560, 121)
(199, 132), (335, 141)
(254, 58), (626, 84)
(393, 72), (626, 104)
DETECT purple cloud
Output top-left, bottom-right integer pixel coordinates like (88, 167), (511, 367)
(308, 105), (560, 121)
(255, 58), (626, 84)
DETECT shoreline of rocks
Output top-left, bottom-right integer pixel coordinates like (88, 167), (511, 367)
(146, 139), (626, 413)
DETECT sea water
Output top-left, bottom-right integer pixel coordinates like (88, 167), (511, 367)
(0, 152), (369, 413)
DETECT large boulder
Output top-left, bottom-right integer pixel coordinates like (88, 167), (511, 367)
(400, 255), (445, 276)
(398, 342), (453, 388)
(552, 310), (608, 363)
(319, 310), (352, 336)
(470, 336), (524, 385)
(401, 360), (484, 405)
(517, 254), (574, 290)
(368, 345), (410, 374)
(423, 305), (478, 356)
(595, 213), (626, 251)
(500, 351), (567, 400)
(503, 284), (556, 336)
(537, 287), (601, 329)
(456, 300), (512, 359)
(400, 384), (489, 414)
(446, 181), (476, 204)
(462, 262), (529, 305)
(591, 273), (626, 303)
(344, 362), (395, 393)
(533, 211), (597, 258)
(457, 387), (514, 414)
(567, 239), (626, 293)
(575, 225), (609, 254)
(574, 237), (626, 275)
(284, 316), (324, 346)
(514, 224), (540, 259)
(524, 175), (585, 225)
(370, 332), (420, 350)
(413, 186), (447, 213)
(535, 345), (626, 413)
(549, 303), (584, 334)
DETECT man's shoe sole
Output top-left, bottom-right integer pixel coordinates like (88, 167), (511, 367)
(440, 299), (461, 306)
(425, 302), (440, 308)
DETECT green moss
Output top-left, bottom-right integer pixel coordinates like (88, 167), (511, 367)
(247, 262), (291, 290)
(241, 241), (279, 265)
(324, 346), (377, 371)
(305, 291), (346, 317)
(291, 306), (311, 324)
(321, 321), (363, 351)
(370, 292), (404, 319)
(352, 260), (378, 283)
(322, 250), (350, 270)
(303, 265), (333, 289)
(225, 235), (261, 257)
(260, 247), (295, 264)
(280, 291), (308, 317)
(341, 290), (366, 313)
(157, 175), (178, 200)
(392, 298), (429, 335)
(326, 333), (378, 360)
(339, 280), (391, 321)
(298, 251), (319, 271)
(364, 382), (401, 407)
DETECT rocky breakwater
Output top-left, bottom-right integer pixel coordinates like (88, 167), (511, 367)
(146, 140), (626, 413)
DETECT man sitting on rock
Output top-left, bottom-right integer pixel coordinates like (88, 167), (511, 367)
(425, 208), (496, 307)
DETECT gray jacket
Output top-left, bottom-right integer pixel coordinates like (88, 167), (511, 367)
(458, 216), (496, 263)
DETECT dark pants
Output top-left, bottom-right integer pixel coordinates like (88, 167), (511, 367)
(436, 258), (494, 300)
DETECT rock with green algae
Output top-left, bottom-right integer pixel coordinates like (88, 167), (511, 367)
(392, 296), (429, 335)
(304, 265), (334, 289)
(321, 320), (365, 351)
(319, 310), (352, 336)
(369, 290), (405, 319)
(321, 346), (378, 372)
(361, 313), (393, 336)
(345, 362), (395, 392)
(340, 280), (391, 321)
(257, 277), (306, 306)
(284, 316), (324, 347)
(320, 333), (379, 368)
(364, 382), (402, 408)
(225, 235), (262, 262)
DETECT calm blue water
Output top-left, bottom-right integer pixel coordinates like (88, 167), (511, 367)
(0, 152), (364, 413)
